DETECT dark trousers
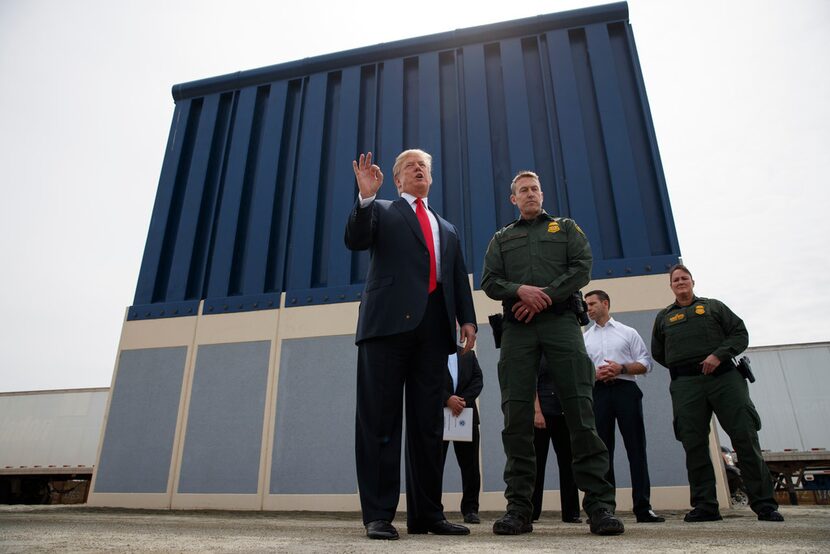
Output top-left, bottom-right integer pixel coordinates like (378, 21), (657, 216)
(593, 380), (653, 516)
(498, 314), (615, 519)
(355, 289), (450, 526)
(531, 413), (580, 521)
(670, 370), (777, 514)
(442, 425), (481, 515)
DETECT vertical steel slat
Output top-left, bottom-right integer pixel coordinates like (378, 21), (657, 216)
(461, 45), (498, 285)
(165, 95), (220, 301)
(585, 23), (650, 258)
(134, 100), (191, 305)
(377, 59), (404, 200)
(417, 52), (444, 214)
(327, 67), (362, 288)
(545, 29), (604, 260)
(499, 39), (536, 176)
(285, 74), (328, 291)
(242, 82), (289, 295)
(206, 88), (258, 298)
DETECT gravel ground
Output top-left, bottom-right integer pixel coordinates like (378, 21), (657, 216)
(1, 505), (828, 553)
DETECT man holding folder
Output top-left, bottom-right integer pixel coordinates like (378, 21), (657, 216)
(442, 347), (484, 523)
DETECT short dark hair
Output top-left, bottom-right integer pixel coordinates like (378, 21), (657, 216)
(585, 289), (610, 308)
(669, 263), (693, 280)
(510, 170), (540, 195)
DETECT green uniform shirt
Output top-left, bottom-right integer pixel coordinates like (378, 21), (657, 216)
(481, 211), (592, 303)
(651, 296), (748, 368)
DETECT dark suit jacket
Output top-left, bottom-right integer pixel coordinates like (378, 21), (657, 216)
(344, 197), (476, 352)
(443, 347), (484, 425)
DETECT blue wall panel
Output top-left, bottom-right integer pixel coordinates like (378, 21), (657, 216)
(130, 1), (679, 319)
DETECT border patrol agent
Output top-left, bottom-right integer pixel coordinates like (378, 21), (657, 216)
(651, 263), (783, 523)
(481, 171), (623, 536)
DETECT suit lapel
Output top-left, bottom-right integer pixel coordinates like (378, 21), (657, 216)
(393, 197), (428, 249)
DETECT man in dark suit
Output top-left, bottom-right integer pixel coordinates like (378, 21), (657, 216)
(442, 347), (484, 524)
(345, 150), (478, 540)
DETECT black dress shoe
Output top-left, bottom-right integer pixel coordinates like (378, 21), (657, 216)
(636, 510), (666, 523)
(408, 519), (470, 535)
(683, 507), (722, 522)
(493, 511), (532, 535)
(463, 512), (481, 524)
(589, 509), (625, 535)
(365, 520), (399, 540)
(757, 508), (784, 522)
(562, 514), (582, 523)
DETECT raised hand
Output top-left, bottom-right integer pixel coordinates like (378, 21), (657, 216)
(353, 152), (383, 198)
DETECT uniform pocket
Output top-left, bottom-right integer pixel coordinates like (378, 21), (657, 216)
(672, 417), (682, 441)
(500, 234), (529, 269)
(745, 402), (762, 432)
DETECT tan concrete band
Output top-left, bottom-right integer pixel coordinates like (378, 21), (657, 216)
(88, 492), (172, 510)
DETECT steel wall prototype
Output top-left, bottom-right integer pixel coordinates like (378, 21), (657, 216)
(92, 2), (708, 512)
(130, 1), (679, 321)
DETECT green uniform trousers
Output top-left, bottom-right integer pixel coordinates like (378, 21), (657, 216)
(670, 369), (777, 514)
(498, 311), (616, 518)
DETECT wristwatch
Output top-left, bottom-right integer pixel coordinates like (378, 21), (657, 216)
(620, 365), (628, 375)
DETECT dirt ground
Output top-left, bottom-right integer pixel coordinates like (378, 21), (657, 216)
(1, 505), (828, 553)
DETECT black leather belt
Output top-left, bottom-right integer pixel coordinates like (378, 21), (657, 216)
(669, 360), (734, 380)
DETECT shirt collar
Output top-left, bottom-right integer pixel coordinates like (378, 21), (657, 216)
(672, 296), (699, 309)
(589, 316), (616, 331)
(515, 210), (550, 226)
(401, 192), (428, 210)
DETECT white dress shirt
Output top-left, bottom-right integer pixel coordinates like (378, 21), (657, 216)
(359, 191), (442, 280)
(447, 353), (459, 392)
(583, 317), (652, 382)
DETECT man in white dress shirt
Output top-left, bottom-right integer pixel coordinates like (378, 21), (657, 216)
(583, 290), (664, 523)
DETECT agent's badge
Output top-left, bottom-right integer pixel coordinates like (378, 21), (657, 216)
(547, 221), (561, 233)
(695, 305), (705, 315)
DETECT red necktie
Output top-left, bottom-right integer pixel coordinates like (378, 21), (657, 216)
(415, 198), (437, 293)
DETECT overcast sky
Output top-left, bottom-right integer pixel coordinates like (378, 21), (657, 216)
(1, 0), (828, 393)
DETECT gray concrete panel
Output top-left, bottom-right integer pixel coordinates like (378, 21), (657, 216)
(177, 341), (270, 494)
(95, 347), (186, 493)
(475, 324), (507, 493)
(270, 335), (359, 494)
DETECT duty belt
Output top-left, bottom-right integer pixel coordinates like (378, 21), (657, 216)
(502, 298), (571, 324)
(669, 360), (735, 380)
